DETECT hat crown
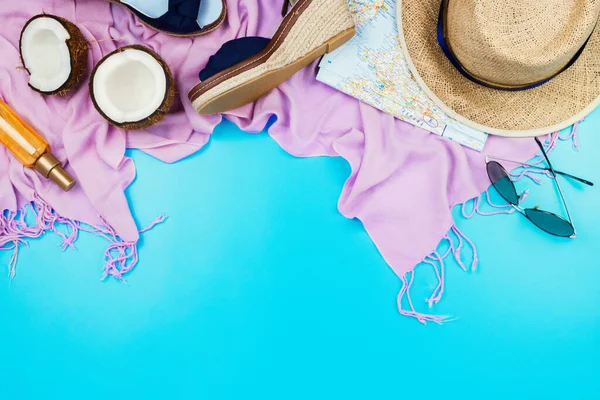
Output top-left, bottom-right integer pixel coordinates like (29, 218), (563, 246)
(446, 0), (600, 86)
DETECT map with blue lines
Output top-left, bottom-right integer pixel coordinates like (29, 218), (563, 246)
(317, 0), (488, 151)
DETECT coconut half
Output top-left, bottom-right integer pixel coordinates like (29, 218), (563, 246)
(19, 14), (88, 96)
(90, 45), (174, 130)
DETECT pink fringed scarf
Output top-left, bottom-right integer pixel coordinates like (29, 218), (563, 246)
(1, 0), (556, 321)
(398, 128), (581, 323)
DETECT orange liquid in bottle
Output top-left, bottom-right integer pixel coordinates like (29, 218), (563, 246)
(0, 99), (76, 191)
(0, 99), (49, 168)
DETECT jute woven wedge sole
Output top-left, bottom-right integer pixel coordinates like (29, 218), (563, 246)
(189, 0), (356, 115)
(107, 0), (227, 37)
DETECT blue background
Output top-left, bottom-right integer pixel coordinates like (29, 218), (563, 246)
(1, 111), (599, 399)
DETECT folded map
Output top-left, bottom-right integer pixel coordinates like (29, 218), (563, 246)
(317, 0), (488, 151)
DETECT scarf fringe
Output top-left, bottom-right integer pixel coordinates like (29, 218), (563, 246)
(397, 225), (475, 324)
(399, 122), (582, 324)
(0, 122), (585, 316)
(0, 193), (166, 281)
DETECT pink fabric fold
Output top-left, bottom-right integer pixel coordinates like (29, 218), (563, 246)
(1, 1), (538, 281)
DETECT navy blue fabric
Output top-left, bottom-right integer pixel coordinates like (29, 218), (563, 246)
(200, 37), (271, 81)
(127, 0), (205, 35)
(436, 0), (591, 91)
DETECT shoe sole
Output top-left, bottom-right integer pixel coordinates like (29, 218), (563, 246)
(107, 0), (227, 37)
(189, 0), (356, 115)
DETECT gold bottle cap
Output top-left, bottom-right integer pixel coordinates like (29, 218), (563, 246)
(48, 165), (76, 192)
(34, 153), (77, 192)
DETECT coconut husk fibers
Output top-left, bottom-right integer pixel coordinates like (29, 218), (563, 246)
(19, 14), (89, 97)
(89, 44), (175, 131)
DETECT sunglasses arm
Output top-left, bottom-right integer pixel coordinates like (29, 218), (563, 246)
(485, 155), (594, 186)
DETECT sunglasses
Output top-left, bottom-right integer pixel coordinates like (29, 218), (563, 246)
(486, 137), (594, 238)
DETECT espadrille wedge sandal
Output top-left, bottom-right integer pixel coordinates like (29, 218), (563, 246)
(188, 0), (356, 115)
(108, 0), (226, 37)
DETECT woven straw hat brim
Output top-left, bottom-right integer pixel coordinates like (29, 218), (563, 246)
(397, 0), (600, 137)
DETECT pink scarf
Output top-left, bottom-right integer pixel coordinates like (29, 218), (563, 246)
(0, 0), (541, 321)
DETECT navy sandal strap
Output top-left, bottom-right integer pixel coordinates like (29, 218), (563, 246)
(281, 0), (290, 17)
(129, 0), (203, 34)
(200, 37), (271, 81)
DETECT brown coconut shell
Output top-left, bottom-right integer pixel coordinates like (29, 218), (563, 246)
(89, 44), (175, 131)
(19, 14), (89, 97)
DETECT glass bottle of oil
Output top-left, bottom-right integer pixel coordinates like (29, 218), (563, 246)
(0, 99), (75, 191)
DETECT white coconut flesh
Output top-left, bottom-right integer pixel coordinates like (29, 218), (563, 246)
(121, 0), (223, 28)
(93, 49), (167, 124)
(21, 17), (72, 93)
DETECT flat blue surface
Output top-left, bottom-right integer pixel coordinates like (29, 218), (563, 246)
(1, 113), (599, 399)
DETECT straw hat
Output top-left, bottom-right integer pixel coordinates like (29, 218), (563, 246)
(397, 0), (600, 137)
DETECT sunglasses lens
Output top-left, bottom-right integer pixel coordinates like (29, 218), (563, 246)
(524, 209), (575, 238)
(487, 161), (519, 204)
